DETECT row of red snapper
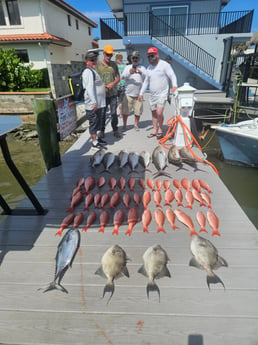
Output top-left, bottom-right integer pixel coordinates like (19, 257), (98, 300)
(55, 176), (219, 237)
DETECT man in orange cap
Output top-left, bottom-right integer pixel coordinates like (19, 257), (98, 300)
(96, 45), (122, 139)
(139, 47), (178, 139)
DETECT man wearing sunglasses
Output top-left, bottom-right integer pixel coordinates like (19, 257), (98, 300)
(82, 50), (106, 149)
(121, 51), (147, 131)
(139, 47), (178, 139)
(96, 45), (122, 139)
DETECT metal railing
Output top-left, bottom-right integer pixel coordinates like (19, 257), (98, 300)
(101, 10), (253, 38)
(151, 15), (215, 77)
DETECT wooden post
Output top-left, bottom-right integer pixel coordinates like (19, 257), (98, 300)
(33, 98), (61, 171)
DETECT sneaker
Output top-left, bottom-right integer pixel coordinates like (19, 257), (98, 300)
(98, 137), (107, 144)
(92, 141), (107, 149)
(98, 131), (105, 138)
(113, 131), (122, 138)
(134, 125), (139, 131)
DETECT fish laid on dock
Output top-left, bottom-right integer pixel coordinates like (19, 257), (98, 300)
(138, 244), (171, 301)
(102, 152), (116, 173)
(95, 245), (130, 303)
(90, 149), (106, 168)
(152, 145), (170, 177)
(40, 228), (81, 293)
(189, 235), (228, 290)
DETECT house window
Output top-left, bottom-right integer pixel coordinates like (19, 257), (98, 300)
(15, 49), (29, 63)
(88, 26), (91, 36)
(6, 0), (21, 25)
(0, 1), (6, 25)
(152, 5), (188, 36)
(67, 14), (71, 26)
(76, 19), (79, 30)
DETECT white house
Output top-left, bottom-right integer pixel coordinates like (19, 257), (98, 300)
(0, 0), (97, 97)
(99, 0), (254, 92)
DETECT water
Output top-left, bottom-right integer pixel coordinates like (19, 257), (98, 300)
(1, 130), (258, 230)
(201, 132), (258, 230)
(0, 133), (75, 210)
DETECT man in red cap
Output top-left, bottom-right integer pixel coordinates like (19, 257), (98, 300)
(139, 47), (178, 139)
(96, 45), (122, 139)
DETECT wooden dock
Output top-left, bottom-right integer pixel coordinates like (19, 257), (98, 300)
(0, 97), (258, 345)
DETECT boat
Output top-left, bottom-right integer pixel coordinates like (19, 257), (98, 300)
(212, 118), (258, 167)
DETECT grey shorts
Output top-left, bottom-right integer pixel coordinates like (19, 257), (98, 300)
(149, 95), (167, 111)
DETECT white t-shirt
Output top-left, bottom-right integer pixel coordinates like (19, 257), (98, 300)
(122, 64), (147, 97)
(82, 68), (106, 110)
(140, 59), (177, 98)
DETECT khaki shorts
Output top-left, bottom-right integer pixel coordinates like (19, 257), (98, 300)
(149, 95), (167, 111)
(122, 95), (143, 116)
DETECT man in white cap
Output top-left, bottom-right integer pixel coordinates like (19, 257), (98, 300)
(139, 47), (178, 139)
(121, 51), (147, 130)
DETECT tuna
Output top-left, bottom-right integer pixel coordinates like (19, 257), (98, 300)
(40, 228), (80, 293)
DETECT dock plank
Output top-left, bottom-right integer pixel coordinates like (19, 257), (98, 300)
(0, 94), (258, 344)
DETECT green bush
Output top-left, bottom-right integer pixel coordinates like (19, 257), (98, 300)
(0, 47), (43, 91)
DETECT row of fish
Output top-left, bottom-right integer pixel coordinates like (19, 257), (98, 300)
(67, 176), (212, 213)
(56, 206), (220, 237)
(90, 145), (203, 176)
(41, 234), (228, 302)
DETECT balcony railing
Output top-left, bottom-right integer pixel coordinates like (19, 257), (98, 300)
(151, 15), (216, 77)
(100, 10), (253, 38)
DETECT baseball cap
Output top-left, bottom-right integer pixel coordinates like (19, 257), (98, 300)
(85, 49), (99, 59)
(146, 47), (158, 55)
(103, 45), (114, 54)
(132, 51), (140, 58)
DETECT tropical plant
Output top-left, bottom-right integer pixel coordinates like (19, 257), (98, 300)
(0, 47), (42, 91)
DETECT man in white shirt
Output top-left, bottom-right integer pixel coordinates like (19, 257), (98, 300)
(82, 50), (106, 149)
(139, 47), (178, 139)
(121, 51), (147, 130)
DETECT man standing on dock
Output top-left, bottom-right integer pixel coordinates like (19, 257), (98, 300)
(96, 45), (122, 139)
(121, 51), (147, 131)
(139, 47), (178, 139)
(82, 50), (106, 149)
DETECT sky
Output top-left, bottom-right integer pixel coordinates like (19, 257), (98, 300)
(65, 0), (258, 39)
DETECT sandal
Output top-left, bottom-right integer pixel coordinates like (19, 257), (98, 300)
(147, 133), (156, 138)
(156, 133), (163, 139)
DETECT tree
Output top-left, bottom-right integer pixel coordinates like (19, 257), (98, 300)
(0, 47), (42, 91)
(246, 31), (258, 53)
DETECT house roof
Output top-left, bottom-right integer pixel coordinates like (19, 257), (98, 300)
(49, 0), (98, 27)
(0, 32), (72, 46)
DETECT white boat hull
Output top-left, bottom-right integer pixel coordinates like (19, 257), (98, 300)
(212, 119), (258, 167)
